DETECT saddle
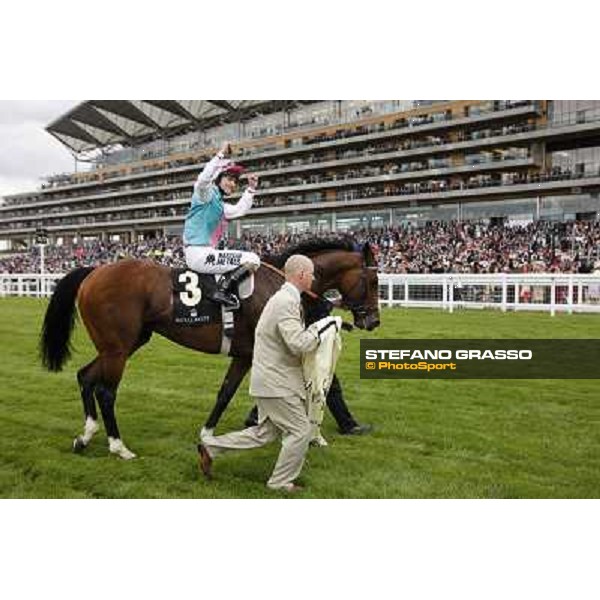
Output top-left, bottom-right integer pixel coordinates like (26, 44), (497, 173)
(171, 268), (254, 327)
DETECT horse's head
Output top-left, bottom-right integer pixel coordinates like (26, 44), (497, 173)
(312, 242), (381, 331)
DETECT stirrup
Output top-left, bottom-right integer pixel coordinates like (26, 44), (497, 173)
(211, 289), (240, 310)
(219, 264), (253, 290)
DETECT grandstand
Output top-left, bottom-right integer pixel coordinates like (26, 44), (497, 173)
(2, 100), (600, 251)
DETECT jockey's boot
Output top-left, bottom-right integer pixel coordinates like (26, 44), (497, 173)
(211, 263), (253, 310)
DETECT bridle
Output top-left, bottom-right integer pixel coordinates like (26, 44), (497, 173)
(262, 252), (378, 317)
(340, 262), (378, 319)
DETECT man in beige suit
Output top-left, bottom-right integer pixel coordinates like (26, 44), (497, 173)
(198, 254), (339, 492)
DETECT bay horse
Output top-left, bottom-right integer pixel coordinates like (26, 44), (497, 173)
(40, 238), (380, 459)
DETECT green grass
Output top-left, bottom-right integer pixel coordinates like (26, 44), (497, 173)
(0, 297), (599, 498)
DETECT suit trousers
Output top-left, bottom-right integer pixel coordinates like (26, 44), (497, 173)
(245, 374), (359, 433)
(203, 394), (312, 489)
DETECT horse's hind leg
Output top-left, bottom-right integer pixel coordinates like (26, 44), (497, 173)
(96, 352), (136, 460)
(72, 358), (101, 452)
(98, 328), (151, 458)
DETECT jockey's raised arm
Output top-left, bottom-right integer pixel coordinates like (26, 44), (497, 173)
(223, 186), (255, 219)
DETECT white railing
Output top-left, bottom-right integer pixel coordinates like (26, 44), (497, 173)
(378, 273), (600, 315)
(0, 273), (63, 298)
(3, 272), (600, 315)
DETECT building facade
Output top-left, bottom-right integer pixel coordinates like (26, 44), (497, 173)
(2, 100), (600, 248)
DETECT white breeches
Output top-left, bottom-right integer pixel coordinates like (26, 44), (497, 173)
(185, 246), (261, 275)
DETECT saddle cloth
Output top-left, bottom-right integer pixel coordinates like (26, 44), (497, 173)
(171, 268), (255, 327)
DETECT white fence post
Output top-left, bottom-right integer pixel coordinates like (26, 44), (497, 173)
(374, 273), (600, 314)
(442, 276), (448, 310)
(0, 274), (61, 299)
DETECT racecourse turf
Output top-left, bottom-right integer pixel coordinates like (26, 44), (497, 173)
(0, 297), (598, 498)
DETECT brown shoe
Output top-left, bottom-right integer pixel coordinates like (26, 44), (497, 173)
(197, 443), (213, 479)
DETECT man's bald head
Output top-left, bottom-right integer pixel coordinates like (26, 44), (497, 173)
(284, 254), (313, 276)
(284, 254), (315, 293)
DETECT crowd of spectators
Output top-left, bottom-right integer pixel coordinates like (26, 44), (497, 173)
(1, 219), (600, 275)
(0, 238), (186, 274)
(353, 220), (600, 274)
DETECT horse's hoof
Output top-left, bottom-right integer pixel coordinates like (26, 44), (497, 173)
(108, 438), (137, 460)
(110, 447), (137, 460)
(73, 437), (86, 453)
(119, 449), (137, 460)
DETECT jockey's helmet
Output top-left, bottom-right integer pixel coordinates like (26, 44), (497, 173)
(220, 163), (245, 179)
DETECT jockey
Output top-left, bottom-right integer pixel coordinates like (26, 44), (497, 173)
(183, 141), (261, 309)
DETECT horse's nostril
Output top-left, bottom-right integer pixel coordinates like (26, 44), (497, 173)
(367, 319), (380, 331)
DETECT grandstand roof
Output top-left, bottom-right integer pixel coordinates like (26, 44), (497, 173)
(46, 100), (317, 155)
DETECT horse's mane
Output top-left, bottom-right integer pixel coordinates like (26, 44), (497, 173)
(263, 236), (359, 269)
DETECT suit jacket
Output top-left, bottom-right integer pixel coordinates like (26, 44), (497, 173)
(250, 282), (320, 398)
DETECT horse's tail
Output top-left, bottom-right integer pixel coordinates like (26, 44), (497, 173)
(40, 266), (95, 372)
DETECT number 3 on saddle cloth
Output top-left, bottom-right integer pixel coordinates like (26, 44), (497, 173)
(171, 268), (255, 336)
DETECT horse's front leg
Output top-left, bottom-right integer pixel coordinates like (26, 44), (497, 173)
(202, 356), (251, 436)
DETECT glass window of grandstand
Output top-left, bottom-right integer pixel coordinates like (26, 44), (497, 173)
(336, 211), (389, 232)
(287, 102), (336, 131)
(461, 199), (536, 223)
(548, 100), (600, 126)
(236, 217), (285, 237)
(340, 101), (376, 122)
(465, 151), (492, 165)
(209, 123), (240, 146)
(168, 130), (202, 154)
(285, 214), (332, 234)
(550, 147), (600, 177)
(540, 195), (600, 221)
(243, 114), (283, 140)
(467, 101), (494, 117)
(371, 100), (416, 116)
(281, 219), (310, 234)
(393, 204), (459, 225)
